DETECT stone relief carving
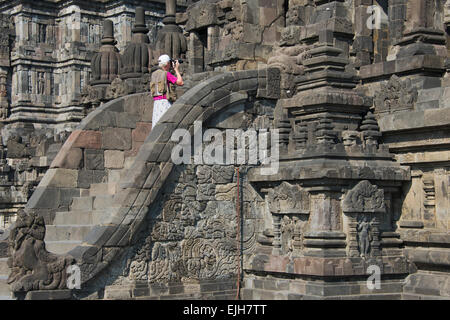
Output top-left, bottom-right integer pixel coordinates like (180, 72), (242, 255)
(281, 215), (295, 253)
(343, 181), (384, 258)
(105, 77), (130, 100)
(342, 180), (385, 213)
(267, 45), (311, 75)
(266, 182), (309, 255)
(268, 181), (310, 214)
(357, 216), (372, 258)
(373, 75), (418, 114)
(81, 85), (102, 107)
(126, 164), (241, 283)
(37, 72), (45, 94)
(196, 165), (235, 184)
(7, 210), (74, 292)
(422, 176), (436, 228)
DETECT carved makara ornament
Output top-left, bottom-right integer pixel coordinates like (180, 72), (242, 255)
(7, 210), (75, 292)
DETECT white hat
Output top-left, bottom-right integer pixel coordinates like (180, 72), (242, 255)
(158, 54), (171, 67)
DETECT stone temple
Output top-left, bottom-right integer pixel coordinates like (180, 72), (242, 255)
(0, 0), (448, 300)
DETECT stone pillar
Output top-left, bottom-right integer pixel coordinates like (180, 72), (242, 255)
(303, 192), (346, 257)
(404, 0), (430, 32)
(423, 177), (437, 228)
(347, 213), (359, 257)
(0, 69), (8, 119)
(370, 216), (381, 257)
(272, 214), (282, 255)
(292, 217), (302, 254)
(394, 0), (446, 58)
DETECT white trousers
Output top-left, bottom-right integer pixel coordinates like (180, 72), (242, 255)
(152, 99), (172, 128)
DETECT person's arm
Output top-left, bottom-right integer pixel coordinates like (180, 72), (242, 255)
(173, 60), (184, 86)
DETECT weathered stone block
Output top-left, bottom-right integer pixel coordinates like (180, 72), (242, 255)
(104, 150), (125, 169)
(116, 113), (139, 129)
(132, 122), (152, 142)
(102, 127), (132, 150)
(84, 111), (117, 130)
(85, 149), (104, 170)
(73, 130), (102, 149)
(40, 168), (78, 188)
(25, 187), (60, 209)
(51, 147), (83, 169)
(124, 141), (144, 158)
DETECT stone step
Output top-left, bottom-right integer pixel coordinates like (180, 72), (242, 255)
(417, 87), (443, 102)
(93, 195), (115, 210)
(90, 182), (117, 196)
(53, 210), (93, 225)
(440, 87), (450, 108)
(108, 169), (122, 183)
(441, 86), (450, 97)
(45, 240), (82, 255)
(53, 209), (112, 225)
(402, 293), (450, 300)
(70, 196), (94, 211)
(325, 293), (402, 300)
(415, 100), (440, 111)
(0, 258), (9, 276)
(45, 225), (92, 241)
(0, 276), (11, 297)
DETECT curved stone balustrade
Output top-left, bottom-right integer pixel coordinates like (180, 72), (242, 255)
(18, 69), (275, 296)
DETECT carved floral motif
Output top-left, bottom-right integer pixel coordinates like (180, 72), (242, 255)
(268, 181), (310, 214)
(374, 75), (418, 114)
(342, 180), (385, 213)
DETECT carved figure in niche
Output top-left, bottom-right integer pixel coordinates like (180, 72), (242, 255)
(357, 216), (372, 258)
(37, 72), (45, 94)
(281, 216), (294, 253)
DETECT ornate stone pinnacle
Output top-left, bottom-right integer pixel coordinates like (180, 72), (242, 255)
(163, 0), (176, 25)
(101, 19), (116, 46)
(132, 7), (149, 34)
(315, 117), (336, 144)
(361, 112), (381, 145)
(293, 122), (308, 150)
(156, 0), (186, 59)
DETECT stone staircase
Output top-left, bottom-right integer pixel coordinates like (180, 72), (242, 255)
(39, 93), (153, 256)
(45, 179), (129, 254)
(12, 70), (267, 299)
(0, 258), (13, 300)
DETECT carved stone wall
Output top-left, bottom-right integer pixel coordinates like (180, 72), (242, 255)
(0, 1), (188, 232)
(2, 0), (450, 301)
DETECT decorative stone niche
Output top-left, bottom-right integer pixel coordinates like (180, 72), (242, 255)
(266, 181), (310, 256)
(342, 180), (386, 258)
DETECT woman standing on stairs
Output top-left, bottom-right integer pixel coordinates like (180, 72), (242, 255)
(150, 54), (184, 128)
